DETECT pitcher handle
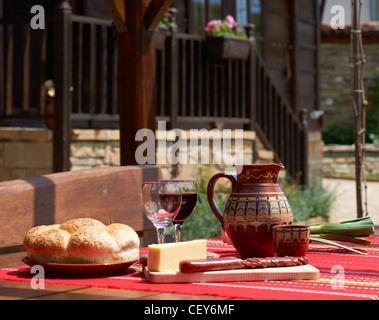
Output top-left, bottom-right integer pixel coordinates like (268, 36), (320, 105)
(207, 173), (238, 229)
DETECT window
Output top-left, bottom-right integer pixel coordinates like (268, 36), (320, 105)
(236, 0), (248, 27)
(250, 0), (262, 36)
(192, 0), (206, 30)
(235, 0), (262, 35)
(371, 0), (379, 20)
(209, 0), (222, 20)
(190, 0), (262, 35)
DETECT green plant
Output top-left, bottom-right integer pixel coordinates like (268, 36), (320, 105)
(205, 15), (247, 39)
(322, 123), (355, 145)
(158, 11), (171, 29)
(310, 216), (375, 245)
(309, 216), (375, 255)
(282, 179), (336, 223)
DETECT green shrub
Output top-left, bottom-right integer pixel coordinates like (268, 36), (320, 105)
(367, 68), (379, 144)
(282, 179), (336, 223)
(322, 123), (355, 145)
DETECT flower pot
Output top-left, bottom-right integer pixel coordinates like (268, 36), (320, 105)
(154, 30), (167, 50)
(206, 36), (251, 60)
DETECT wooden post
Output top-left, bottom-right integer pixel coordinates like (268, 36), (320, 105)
(168, 7), (178, 129)
(300, 108), (309, 186)
(54, 0), (72, 172)
(351, 0), (364, 217)
(245, 24), (257, 163)
(105, 0), (172, 165)
(245, 23), (256, 131)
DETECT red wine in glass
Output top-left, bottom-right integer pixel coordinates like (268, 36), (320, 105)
(172, 193), (198, 226)
(162, 180), (198, 242)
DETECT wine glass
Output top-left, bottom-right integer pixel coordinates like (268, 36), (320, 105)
(142, 182), (182, 244)
(162, 180), (198, 242)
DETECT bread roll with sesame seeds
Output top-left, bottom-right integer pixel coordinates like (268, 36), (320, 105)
(23, 224), (61, 252)
(66, 227), (120, 264)
(23, 218), (140, 264)
(106, 223), (140, 263)
(59, 218), (106, 234)
(28, 228), (71, 264)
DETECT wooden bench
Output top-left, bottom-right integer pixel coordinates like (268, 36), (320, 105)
(0, 165), (162, 255)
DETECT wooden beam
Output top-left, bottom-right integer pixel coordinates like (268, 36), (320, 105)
(106, 0), (173, 165)
(116, 0), (156, 165)
(104, 0), (128, 33)
(144, 0), (172, 31)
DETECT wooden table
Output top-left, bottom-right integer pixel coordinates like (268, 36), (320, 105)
(0, 252), (228, 300)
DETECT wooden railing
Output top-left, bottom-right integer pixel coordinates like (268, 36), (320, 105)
(0, 10), (309, 184)
(155, 32), (251, 128)
(251, 53), (309, 185)
(155, 29), (308, 184)
(0, 16), (49, 121)
(69, 14), (118, 127)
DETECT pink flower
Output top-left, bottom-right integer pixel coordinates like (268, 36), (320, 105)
(205, 19), (222, 32)
(225, 15), (237, 28)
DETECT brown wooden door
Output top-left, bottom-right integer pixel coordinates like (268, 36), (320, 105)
(262, 0), (320, 121)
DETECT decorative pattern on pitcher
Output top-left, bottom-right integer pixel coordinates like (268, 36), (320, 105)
(223, 196), (293, 232)
(239, 170), (278, 182)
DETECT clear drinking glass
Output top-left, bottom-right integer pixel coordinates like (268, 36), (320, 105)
(162, 180), (198, 242)
(142, 182), (182, 244)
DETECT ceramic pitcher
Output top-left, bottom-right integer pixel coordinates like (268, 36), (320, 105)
(207, 164), (293, 257)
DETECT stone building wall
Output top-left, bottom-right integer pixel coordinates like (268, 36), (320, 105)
(321, 24), (379, 129)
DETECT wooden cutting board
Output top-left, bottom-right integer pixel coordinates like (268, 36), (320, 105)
(143, 265), (320, 283)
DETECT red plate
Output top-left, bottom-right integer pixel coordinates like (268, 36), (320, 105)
(22, 257), (137, 278)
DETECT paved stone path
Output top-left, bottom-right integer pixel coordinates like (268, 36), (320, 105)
(323, 178), (379, 227)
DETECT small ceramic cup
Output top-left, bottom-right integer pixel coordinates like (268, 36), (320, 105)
(272, 225), (310, 257)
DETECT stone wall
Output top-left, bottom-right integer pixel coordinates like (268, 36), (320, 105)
(0, 127), (260, 182)
(71, 129), (259, 180)
(321, 43), (379, 128)
(323, 144), (379, 179)
(308, 130), (324, 181)
(0, 128), (53, 181)
(70, 129), (121, 171)
(0, 127), (333, 183)
(0, 126), (332, 184)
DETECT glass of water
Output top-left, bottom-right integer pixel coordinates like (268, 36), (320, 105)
(141, 182), (182, 244)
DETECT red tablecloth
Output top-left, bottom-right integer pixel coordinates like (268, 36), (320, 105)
(1, 237), (378, 300)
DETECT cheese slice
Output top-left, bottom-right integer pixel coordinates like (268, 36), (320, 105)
(147, 239), (207, 272)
